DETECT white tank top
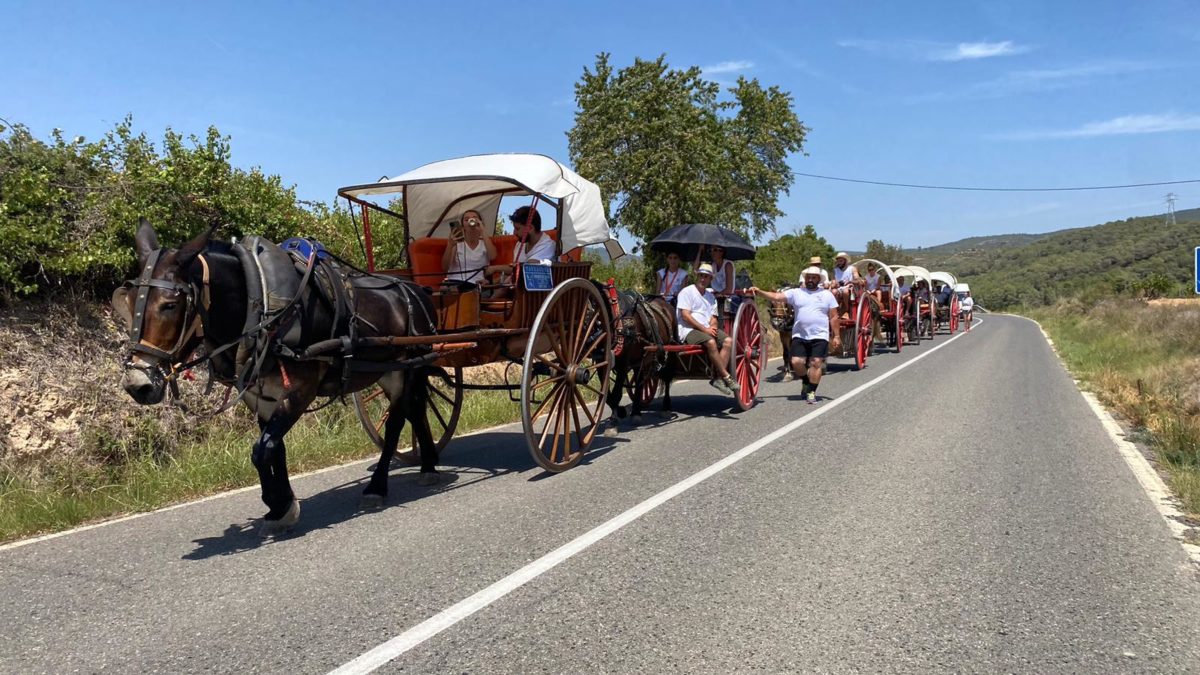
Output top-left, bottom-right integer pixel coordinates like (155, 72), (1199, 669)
(446, 239), (490, 283)
(711, 260), (735, 295)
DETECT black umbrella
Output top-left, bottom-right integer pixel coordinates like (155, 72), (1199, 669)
(648, 223), (757, 261)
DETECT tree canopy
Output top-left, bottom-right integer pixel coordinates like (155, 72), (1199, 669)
(863, 239), (913, 266)
(567, 53), (808, 252)
(740, 225), (835, 289)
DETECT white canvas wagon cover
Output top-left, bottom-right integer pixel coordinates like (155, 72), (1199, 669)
(338, 153), (618, 256)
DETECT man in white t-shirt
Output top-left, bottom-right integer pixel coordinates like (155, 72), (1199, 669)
(487, 206), (557, 297)
(676, 263), (737, 396)
(803, 256), (830, 286)
(751, 265), (840, 404)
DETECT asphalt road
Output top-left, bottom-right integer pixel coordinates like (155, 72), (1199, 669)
(2, 315), (1198, 673)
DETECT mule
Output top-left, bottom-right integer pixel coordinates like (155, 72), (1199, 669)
(600, 290), (677, 434)
(113, 219), (440, 533)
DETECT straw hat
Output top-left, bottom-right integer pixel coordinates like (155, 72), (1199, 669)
(835, 252), (849, 261)
(801, 266), (824, 278)
(696, 263), (715, 276)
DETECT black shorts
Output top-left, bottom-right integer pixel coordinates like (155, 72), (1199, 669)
(790, 337), (829, 361)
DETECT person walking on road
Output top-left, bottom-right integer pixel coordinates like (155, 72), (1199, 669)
(751, 266), (840, 404)
(677, 263), (738, 396)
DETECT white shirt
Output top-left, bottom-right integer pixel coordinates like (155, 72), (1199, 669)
(898, 283), (912, 296)
(446, 239), (490, 283)
(656, 267), (688, 300)
(710, 260), (735, 295)
(833, 265), (855, 286)
(783, 287), (839, 341)
(515, 233), (557, 264)
(864, 271), (880, 291)
(675, 284), (717, 337)
(961, 296), (974, 312)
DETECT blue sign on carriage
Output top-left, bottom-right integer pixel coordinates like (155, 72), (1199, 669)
(522, 263), (555, 292)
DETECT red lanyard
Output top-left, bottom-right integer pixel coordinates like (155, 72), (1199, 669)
(661, 268), (682, 295)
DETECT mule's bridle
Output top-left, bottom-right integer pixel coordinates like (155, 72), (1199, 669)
(121, 248), (210, 379)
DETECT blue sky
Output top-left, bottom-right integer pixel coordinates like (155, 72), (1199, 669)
(3, 0), (1198, 250)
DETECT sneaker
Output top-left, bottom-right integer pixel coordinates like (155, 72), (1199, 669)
(710, 378), (733, 396)
(723, 376), (740, 393)
(805, 391), (817, 405)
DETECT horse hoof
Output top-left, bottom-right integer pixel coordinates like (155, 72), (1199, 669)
(603, 423), (619, 437)
(630, 414), (643, 425)
(361, 493), (384, 510)
(417, 472), (440, 487)
(259, 500), (300, 537)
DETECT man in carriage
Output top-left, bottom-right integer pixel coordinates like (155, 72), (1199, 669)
(676, 263), (739, 397)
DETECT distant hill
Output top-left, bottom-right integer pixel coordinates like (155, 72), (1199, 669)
(904, 232), (1070, 262)
(931, 210), (1200, 308)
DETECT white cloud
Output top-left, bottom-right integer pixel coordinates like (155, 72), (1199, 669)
(993, 113), (1200, 140)
(837, 38), (1029, 62)
(934, 41), (1029, 61)
(701, 60), (754, 75)
(907, 60), (1166, 103)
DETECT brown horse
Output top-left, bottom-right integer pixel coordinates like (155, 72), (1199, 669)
(602, 290), (677, 433)
(113, 220), (440, 533)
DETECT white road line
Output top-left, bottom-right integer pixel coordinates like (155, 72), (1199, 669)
(1020, 316), (1200, 567)
(328, 320), (982, 675)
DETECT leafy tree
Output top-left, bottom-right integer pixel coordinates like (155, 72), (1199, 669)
(741, 225), (835, 289)
(863, 239), (913, 266)
(0, 117), (317, 298)
(567, 53), (808, 262)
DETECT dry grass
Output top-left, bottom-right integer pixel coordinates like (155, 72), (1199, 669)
(1032, 299), (1200, 517)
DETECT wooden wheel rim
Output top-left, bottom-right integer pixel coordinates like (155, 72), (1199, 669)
(732, 302), (765, 411)
(352, 366), (464, 464)
(520, 278), (612, 473)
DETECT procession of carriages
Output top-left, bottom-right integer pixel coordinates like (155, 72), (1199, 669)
(332, 152), (969, 473)
(123, 152), (967, 481)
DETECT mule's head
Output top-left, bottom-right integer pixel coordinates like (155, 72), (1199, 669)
(113, 219), (213, 405)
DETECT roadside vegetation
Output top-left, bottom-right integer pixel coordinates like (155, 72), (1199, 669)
(1031, 299), (1200, 518)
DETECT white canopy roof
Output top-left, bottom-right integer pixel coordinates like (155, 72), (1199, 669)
(892, 265), (933, 286)
(930, 271), (957, 287)
(338, 153), (618, 255)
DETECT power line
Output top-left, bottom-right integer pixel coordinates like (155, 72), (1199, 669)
(794, 172), (1200, 192)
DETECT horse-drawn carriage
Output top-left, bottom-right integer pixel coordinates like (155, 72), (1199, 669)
(930, 271), (961, 334)
(341, 153), (625, 473)
(892, 265), (937, 344)
(612, 224), (767, 416)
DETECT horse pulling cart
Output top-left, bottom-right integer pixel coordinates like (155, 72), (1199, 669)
(340, 154), (625, 472)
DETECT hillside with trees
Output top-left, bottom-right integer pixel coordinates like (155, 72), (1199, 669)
(922, 212), (1198, 308)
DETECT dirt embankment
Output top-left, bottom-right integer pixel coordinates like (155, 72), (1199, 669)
(0, 298), (249, 475)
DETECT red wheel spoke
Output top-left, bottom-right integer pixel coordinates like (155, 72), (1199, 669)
(531, 373), (565, 391)
(363, 387), (386, 403)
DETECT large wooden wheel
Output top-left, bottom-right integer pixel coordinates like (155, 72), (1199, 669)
(353, 365), (463, 464)
(949, 295), (960, 333)
(521, 278), (612, 473)
(730, 300), (767, 411)
(853, 294), (871, 371)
